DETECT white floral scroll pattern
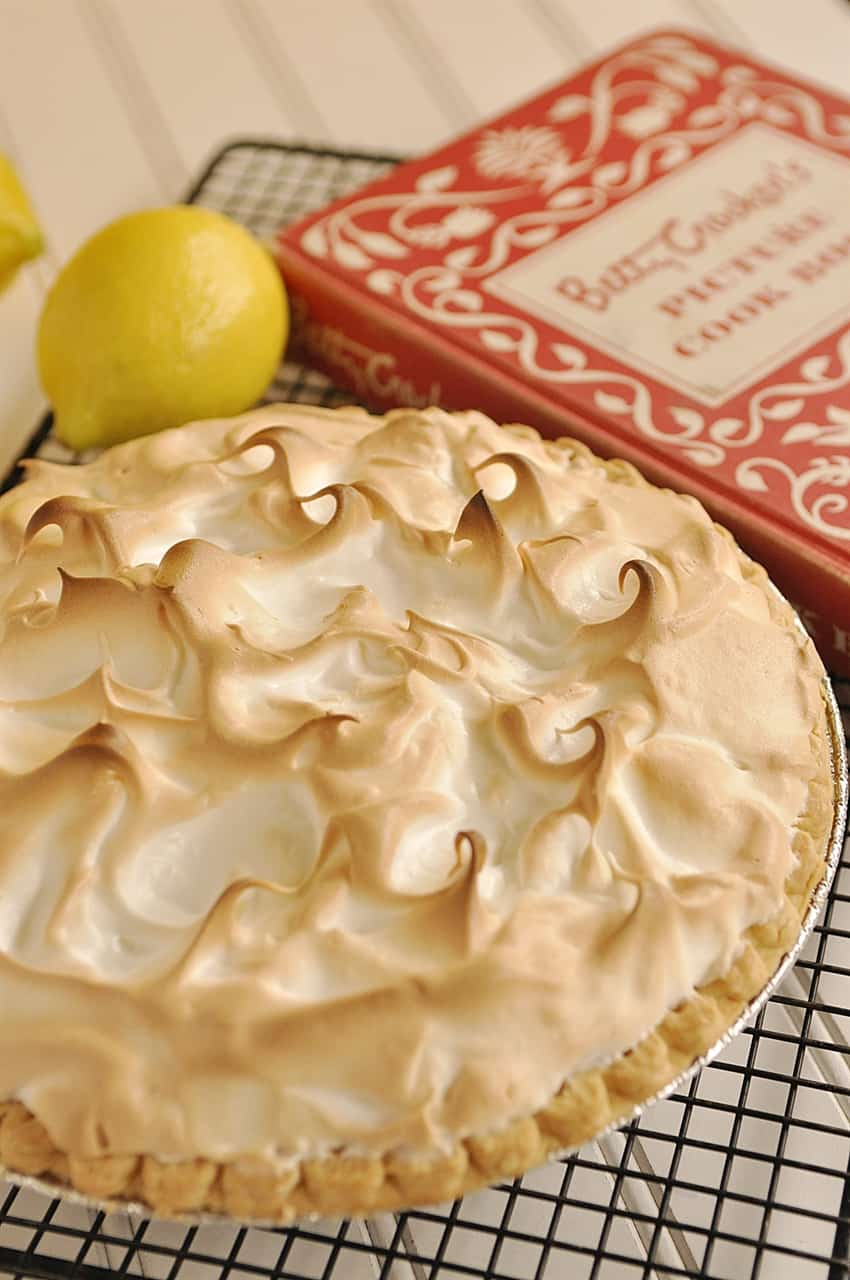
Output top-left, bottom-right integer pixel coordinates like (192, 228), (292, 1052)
(733, 329), (850, 541)
(717, 64), (850, 151)
(296, 32), (850, 541)
(475, 126), (571, 189)
(737, 454), (850, 542)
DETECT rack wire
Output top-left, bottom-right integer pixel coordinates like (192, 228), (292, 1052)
(1, 140), (848, 1280)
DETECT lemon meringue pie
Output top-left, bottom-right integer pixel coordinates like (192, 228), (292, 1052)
(0, 405), (834, 1220)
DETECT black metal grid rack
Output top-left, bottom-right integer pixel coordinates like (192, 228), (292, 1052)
(1, 141), (849, 1280)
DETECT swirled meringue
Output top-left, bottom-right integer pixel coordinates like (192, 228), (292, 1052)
(0, 405), (826, 1163)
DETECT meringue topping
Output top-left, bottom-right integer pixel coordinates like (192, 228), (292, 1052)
(0, 406), (825, 1162)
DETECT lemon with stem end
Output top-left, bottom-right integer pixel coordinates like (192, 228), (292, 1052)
(37, 206), (288, 451)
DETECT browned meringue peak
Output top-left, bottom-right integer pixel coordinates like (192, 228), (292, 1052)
(0, 404), (826, 1165)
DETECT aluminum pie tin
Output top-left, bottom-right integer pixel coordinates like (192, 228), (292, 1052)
(2, 670), (847, 1227)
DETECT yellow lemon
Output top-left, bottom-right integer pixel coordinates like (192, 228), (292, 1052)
(0, 153), (43, 292)
(37, 206), (288, 450)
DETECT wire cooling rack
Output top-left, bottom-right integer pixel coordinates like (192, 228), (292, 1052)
(1, 140), (849, 1280)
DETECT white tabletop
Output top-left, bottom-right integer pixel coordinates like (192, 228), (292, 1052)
(1, 0), (849, 474)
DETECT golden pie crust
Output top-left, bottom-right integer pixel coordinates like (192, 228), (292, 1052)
(0, 435), (836, 1221)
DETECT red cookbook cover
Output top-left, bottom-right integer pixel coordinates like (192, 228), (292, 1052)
(277, 29), (850, 675)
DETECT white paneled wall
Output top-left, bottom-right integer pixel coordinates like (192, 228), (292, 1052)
(0, 0), (848, 465)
